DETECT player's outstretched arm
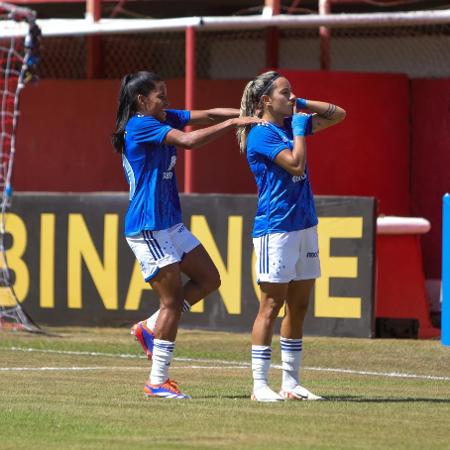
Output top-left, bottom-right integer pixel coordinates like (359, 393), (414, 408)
(188, 108), (240, 126)
(296, 98), (346, 134)
(164, 116), (262, 149)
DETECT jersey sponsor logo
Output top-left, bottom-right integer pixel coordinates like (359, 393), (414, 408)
(306, 251), (319, 258)
(292, 174), (307, 183)
(177, 224), (185, 233)
(163, 155), (177, 180)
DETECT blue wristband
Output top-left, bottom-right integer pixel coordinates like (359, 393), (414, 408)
(292, 113), (310, 137)
(296, 98), (308, 109)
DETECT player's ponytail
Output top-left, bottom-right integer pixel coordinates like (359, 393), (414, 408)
(111, 71), (163, 153)
(237, 71), (280, 154)
(236, 80), (256, 154)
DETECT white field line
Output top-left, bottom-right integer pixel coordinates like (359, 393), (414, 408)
(0, 366), (144, 372)
(3, 346), (450, 381)
(0, 365), (248, 372)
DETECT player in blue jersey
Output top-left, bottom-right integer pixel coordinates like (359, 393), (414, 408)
(237, 71), (346, 402)
(112, 71), (262, 399)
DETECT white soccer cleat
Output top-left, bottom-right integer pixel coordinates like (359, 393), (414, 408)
(251, 385), (285, 402)
(279, 385), (324, 401)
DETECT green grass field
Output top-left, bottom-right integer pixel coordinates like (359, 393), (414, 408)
(1, 327), (450, 450)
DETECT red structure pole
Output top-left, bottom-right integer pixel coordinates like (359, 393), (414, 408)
(265, 0), (280, 69)
(86, 0), (102, 78)
(86, 0), (101, 21)
(319, 0), (331, 71)
(184, 25), (196, 193)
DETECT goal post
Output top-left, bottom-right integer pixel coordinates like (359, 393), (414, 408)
(2, 9), (450, 38)
(0, 2), (41, 332)
(442, 194), (450, 346)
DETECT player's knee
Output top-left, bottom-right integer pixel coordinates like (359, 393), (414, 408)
(212, 271), (221, 290)
(260, 301), (283, 322)
(289, 301), (309, 316)
(203, 269), (221, 294)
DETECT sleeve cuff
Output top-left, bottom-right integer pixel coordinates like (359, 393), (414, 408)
(269, 144), (288, 161)
(157, 125), (173, 145)
(306, 114), (314, 135)
(184, 110), (191, 127)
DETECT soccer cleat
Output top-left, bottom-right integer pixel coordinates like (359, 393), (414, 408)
(279, 385), (324, 401)
(251, 385), (285, 402)
(131, 321), (155, 360)
(144, 379), (191, 399)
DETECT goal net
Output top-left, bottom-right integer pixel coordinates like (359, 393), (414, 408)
(0, 2), (41, 331)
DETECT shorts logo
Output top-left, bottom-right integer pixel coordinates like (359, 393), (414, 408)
(306, 251), (319, 258)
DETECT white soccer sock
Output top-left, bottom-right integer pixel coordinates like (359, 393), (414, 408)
(150, 339), (175, 385)
(280, 337), (303, 390)
(146, 300), (191, 330)
(252, 345), (272, 391)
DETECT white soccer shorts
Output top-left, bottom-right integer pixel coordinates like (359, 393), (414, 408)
(126, 223), (200, 282)
(253, 226), (321, 283)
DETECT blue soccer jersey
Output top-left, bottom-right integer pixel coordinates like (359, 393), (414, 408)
(246, 118), (318, 237)
(122, 109), (190, 236)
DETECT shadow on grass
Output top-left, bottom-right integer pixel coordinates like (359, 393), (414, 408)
(195, 394), (251, 400)
(163, 393), (450, 403)
(326, 395), (450, 404)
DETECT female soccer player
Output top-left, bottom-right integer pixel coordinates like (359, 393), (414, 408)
(237, 71), (346, 402)
(112, 71), (262, 399)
